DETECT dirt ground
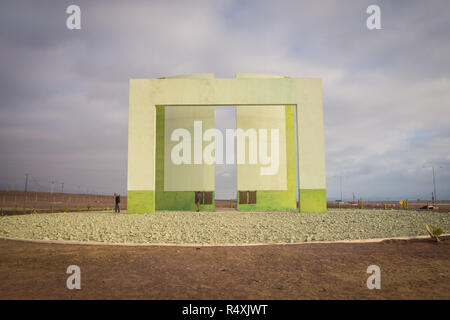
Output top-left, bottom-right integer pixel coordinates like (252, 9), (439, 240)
(0, 238), (449, 300)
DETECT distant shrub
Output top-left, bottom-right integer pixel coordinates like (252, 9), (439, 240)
(87, 204), (91, 211)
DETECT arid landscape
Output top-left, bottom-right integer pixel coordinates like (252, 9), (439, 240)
(0, 237), (448, 299)
(1, 192), (448, 299)
(0, 190), (126, 214)
(1, 190), (448, 215)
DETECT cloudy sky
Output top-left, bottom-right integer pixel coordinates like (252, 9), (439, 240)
(0, 0), (449, 200)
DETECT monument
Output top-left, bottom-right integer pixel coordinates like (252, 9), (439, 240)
(127, 74), (326, 213)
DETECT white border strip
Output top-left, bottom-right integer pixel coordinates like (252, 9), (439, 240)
(1, 234), (448, 248)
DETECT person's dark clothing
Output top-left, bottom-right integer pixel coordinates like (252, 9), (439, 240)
(195, 192), (202, 212)
(195, 192), (202, 204)
(114, 194), (120, 213)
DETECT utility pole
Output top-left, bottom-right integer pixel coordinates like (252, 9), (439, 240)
(340, 175), (343, 201)
(24, 173), (29, 206)
(24, 173), (29, 192)
(61, 182), (64, 193)
(423, 164), (442, 205)
(432, 166), (436, 204)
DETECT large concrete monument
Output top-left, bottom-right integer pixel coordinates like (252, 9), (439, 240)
(127, 74), (326, 213)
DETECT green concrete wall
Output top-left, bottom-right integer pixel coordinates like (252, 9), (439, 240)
(127, 190), (155, 214)
(237, 105), (297, 211)
(299, 188), (327, 213)
(156, 190), (215, 211)
(155, 106), (215, 211)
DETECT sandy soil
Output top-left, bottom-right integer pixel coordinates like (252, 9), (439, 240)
(0, 237), (449, 299)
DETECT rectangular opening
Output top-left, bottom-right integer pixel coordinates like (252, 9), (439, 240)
(155, 103), (300, 211)
(203, 191), (213, 205)
(214, 106), (237, 209)
(238, 191), (247, 204)
(248, 191), (257, 204)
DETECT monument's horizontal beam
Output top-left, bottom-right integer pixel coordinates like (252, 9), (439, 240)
(130, 78), (320, 106)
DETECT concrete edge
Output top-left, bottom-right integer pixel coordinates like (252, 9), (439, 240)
(1, 234), (449, 248)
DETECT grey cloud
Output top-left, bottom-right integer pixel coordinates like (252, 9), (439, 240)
(0, 0), (449, 199)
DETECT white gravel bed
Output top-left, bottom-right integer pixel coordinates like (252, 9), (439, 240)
(0, 209), (448, 244)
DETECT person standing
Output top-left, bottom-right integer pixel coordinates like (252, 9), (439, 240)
(114, 193), (120, 213)
(195, 191), (202, 212)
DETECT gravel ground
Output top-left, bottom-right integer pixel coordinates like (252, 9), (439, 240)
(0, 209), (449, 244)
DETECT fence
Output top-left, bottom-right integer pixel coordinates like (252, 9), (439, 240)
(327, 199), (450, 211)
(0, 190), (127, 215)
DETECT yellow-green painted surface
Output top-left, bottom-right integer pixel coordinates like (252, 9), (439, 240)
(127, 190), (155, 214)
(237, 105), (296, 211)
(156, 190), (215, 211)
(299, 189), (327, 213)
(236, 105), (287, 190)
(155, 106), (215, 211)
(163, 106), (215, 191)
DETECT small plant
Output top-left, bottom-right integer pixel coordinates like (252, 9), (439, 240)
(87, 204), (91, 211)
(1, 208), (3, 216)
(426, 224), (443, 242)
(77, 205), (81, 212)
(23, 203), (26, 214)
(13, 205), (17, 214)
(64, 205), (68, 213)
(50, 204), (54, 214)
(358, 197), (363, 209)
(30, 205), (33, 214)
(101, 206), (105, 211)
